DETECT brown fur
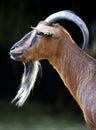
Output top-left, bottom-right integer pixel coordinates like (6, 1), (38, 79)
(12, 22), (96, 129)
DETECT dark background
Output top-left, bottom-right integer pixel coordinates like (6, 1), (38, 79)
(0, 0), (96, 119)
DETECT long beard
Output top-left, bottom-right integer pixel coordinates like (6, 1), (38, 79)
(11, 60), (42, 107)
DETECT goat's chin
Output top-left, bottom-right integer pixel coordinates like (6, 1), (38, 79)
(11, 60), (41, 107)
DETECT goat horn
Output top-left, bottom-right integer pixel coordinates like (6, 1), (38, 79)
(45, 10), (89, 49)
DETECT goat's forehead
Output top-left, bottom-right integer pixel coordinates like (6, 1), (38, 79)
(35, 22), (51, 30)
(34, 22), (60, 35)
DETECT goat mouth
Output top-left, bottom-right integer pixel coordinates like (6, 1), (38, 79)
(10, 50), (24, 60)
(9, 44), (31, 61)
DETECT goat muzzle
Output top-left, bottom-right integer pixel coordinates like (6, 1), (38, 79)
(10, 31), (32, 61)
(10, 46), (24, 61)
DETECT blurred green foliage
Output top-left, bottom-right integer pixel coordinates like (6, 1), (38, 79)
(0, 100), (89, 130)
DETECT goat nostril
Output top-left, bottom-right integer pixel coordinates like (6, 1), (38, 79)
(10, 46), (15, 51)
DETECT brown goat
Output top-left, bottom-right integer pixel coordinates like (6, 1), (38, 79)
(10, 10), (96, 130)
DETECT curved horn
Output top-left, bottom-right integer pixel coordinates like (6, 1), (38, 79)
(45, 10), (89, 49)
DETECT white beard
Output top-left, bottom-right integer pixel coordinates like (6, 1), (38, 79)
(11, 60), (41, 107)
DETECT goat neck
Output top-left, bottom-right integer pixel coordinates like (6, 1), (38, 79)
(49, 28), (96, 128)
(49, 28), (96, 107)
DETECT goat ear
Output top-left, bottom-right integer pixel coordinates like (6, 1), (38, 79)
(31, 26), (58, 38)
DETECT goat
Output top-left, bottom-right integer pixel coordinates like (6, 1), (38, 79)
(9, 10), (96, 130)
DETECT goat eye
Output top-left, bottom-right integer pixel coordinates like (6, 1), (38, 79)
(37, 32), (44, 36)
